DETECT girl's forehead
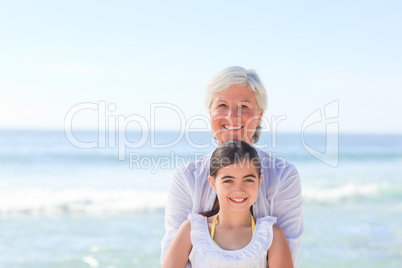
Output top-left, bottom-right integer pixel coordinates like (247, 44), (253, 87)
(216, 161), (260, 175)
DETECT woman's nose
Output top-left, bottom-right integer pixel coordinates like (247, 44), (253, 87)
(227, 105), (240, 120)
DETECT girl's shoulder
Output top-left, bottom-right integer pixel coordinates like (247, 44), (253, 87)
(272, 223), (283, 233)
(270, 223), (288, 247)
(178, 218), (192, 234)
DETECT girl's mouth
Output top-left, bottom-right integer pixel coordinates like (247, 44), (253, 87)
(229, 197), (247, 203)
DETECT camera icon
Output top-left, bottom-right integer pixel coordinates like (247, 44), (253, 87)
(301, 100), (339, 167)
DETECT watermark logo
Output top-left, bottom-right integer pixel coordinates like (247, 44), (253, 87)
(64, 100), (340, 170)
(301, 100), (339, 167)
(64, 101), (287, 159)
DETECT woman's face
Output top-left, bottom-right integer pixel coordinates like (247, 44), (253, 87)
(209, 85), (263, 145)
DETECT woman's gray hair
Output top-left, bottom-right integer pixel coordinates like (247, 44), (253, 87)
(205, 66), (268, 143)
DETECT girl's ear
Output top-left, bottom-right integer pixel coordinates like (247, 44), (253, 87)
(208, 175), (216, 191)
(258, 174), (263, 188)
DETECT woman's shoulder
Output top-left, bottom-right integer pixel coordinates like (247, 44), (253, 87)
(255, 147), (294, 169)
(255, 147), (299, 178)
(172, 151), (212, 178)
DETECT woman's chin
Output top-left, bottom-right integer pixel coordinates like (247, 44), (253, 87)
(218, 137), (240, 144)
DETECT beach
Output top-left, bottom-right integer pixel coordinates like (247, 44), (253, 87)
(0, 130), (401, 267)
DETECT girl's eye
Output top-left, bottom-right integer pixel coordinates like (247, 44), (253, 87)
(223, 180), (232, 183)
(245, 179), (255, 183)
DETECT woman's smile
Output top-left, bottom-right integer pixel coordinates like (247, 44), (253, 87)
(223, 124), (243, 130)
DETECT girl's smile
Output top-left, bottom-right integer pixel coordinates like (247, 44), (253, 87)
(208, 161), (263, 214)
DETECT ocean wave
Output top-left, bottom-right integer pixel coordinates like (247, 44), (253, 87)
(0, 189), (167, 216)
(302, 182), (398, 203)
(1, 182), (400, 216)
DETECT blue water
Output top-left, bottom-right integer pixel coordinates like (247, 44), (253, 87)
(0, 129), (402, 267)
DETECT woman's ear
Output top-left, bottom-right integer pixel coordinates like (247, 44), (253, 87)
(208, 175), (216, 191)
(257, 110), (263, 126)
(258, 174), (263, 188)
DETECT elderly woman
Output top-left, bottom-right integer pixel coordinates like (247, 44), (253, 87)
(161, 66), (303, 267)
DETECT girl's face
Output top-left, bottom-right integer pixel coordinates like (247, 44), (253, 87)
(209, 85), (263, 145)
(208, 161), (262, 214)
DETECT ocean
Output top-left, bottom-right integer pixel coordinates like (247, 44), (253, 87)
(0, 129), (401, 267)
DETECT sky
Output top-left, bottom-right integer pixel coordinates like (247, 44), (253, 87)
(1, 0), (401, 133)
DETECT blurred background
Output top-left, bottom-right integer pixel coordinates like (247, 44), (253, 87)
(1, 1), (401, 267)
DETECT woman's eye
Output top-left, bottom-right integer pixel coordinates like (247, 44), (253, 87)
(218, 103), (227, 108)
(240, 105), (248, 109)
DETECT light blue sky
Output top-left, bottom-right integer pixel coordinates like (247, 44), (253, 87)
(1, 0), (401, 133)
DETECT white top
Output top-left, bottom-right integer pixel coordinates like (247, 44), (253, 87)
(161, 147), (303, 267)
(189, 213), (276, 268)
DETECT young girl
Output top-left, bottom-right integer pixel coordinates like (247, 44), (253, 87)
(162, 141), (293, 268)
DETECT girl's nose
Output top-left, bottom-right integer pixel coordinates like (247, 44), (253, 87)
(233, 183), (244, 193)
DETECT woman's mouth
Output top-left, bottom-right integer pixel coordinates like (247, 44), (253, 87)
(223, 125), (243, 130)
